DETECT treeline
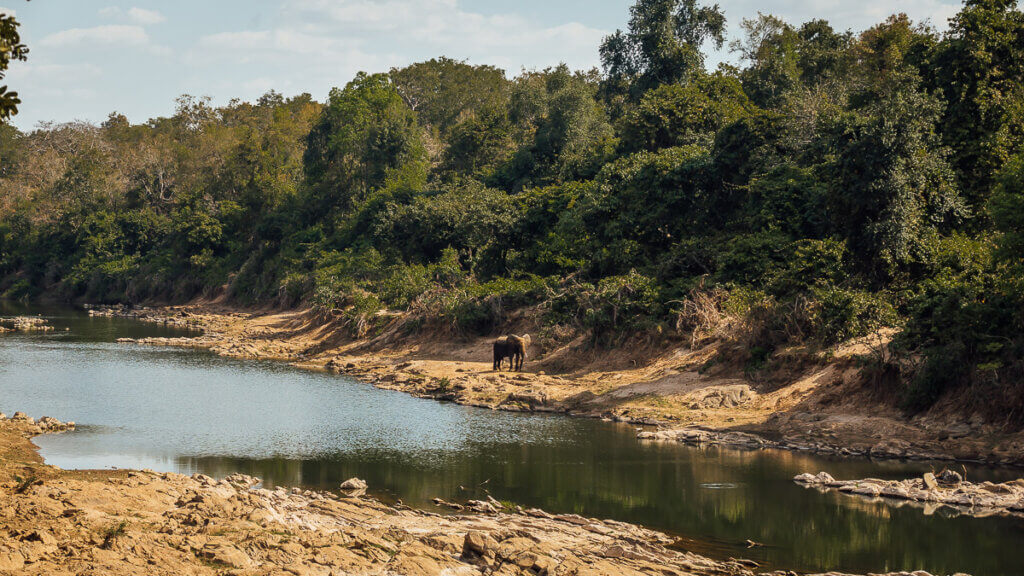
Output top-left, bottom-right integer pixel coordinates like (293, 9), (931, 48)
(1, 0), (1023, 415)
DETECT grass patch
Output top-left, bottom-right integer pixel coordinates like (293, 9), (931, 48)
(100, 520), (128, 550)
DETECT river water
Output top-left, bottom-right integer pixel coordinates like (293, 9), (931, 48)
(0, 304), (1020, 575)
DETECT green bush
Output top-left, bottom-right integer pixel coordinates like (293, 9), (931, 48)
(810, 286), (897, 346)
(896, 267), (1021, 412)
(766, 238), (850, 297)
(548, 270), (662, 344)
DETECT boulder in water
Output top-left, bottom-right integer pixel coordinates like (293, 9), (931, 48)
(340, 478), (367, 497)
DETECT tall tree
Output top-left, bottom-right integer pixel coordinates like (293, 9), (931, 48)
(389, 58), (509, 137)
(0, 7), (28, 121)
(496, 66), (615, 189)
(826, 17), (962, 280)
(930, 0), (1024, 214)
(303, 73), (426, 220)
(599, 0), (725, 98)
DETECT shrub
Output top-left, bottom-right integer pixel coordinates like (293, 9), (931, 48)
(810, 286), (897, 346)
(548, 270), (662, 344)
(379, 263), (431, 309)
(766, 238), (850, 297)
(896, 269), (1021, 412)
(408, 287), (500, 336)
(277, 272), (311, 307)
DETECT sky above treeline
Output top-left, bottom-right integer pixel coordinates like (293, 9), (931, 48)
(2, 0), (965, 130)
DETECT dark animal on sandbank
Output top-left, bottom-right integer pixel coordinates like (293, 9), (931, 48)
(493, 334), (531, 371)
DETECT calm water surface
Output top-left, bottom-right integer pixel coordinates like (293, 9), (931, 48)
(0, 304), (1021, 575)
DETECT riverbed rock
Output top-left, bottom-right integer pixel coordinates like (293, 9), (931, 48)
(201, 544), (253, 568)
(796, 471), (1024, 519)
(338, 478), (368, 498)
(639, 427), (768, 450)
(462, 531), (498, 557)
(937, 469), (963, 486)
(687, 384), (756, 409)
(339, 477), (367, 491)
(466, 499), (498, 513)
(0, 317), (54, 332)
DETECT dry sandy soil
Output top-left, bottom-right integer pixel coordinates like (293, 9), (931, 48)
(107, 304), (1024, 467)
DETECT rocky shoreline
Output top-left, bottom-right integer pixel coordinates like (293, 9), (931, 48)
(635, 426), (983, 465)
(1, 411), (75, 433)
(0, 413), (965, 576)
(0, 316), (56, 333)
(794, 470), (1024, 519)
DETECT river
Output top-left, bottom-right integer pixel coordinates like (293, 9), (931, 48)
(0, 304), (1020, 575)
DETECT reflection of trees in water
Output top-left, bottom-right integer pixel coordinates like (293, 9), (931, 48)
(174, 438), (1022, 576)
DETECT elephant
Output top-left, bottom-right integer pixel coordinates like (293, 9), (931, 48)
(493, 334), (531, 371)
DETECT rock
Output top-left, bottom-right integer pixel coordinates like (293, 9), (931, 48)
(602, 545), (625, 558)
(431, 498), (464, 510)
(923, 473), (938, 491)
(201, 544), (253, 568)
(942, 422), (972, 439)
(794, 472), (834, 485)
(533, 555), (557, 573)
(0, 552), (24, 571)
(224, 474), (260, 489)
(463, 531), (496, 557)
(503, 391), (548, 408)
(466, 500), (498, 513)
(937, 469), (963, 486)
(687, 385), (756, 409)
(980, 482), (1015, 494)
(24, 530), (57, 546)
(340, 478), (367, 491)
(852, 484), (882, 497)
(524, 508), (553, 519)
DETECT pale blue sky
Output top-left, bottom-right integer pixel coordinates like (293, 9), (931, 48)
(2, 0), (964, 130)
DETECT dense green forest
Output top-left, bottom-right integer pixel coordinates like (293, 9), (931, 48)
(1, 0), (1023, 414)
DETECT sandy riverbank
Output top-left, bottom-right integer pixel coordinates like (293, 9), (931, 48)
(102, 304), (1024, 467)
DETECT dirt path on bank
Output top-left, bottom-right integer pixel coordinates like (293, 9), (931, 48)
(107, 304), (1024, 467)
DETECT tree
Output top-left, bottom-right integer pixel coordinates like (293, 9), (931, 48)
(818, 16), (961, 281)
(731, 13), (799, 108)
(618, 72), (754, 152)
(439, 107), (514, 180)
(495, 66), (615, 189)
(373, 182), (517, 267)
(733, 15), (855, 110)
(990, 154), (1024, 265)
(930, 0), (1024, 213)
(600, 0), (726, 98)
(826, 84), (961, 280)
(390, 58), (510, 137)
(303, 73), (426, 219)
(0, 8), (28, 121)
